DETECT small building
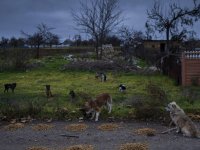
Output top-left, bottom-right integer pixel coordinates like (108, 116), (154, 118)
(143, 40), (182, 53)
(181, 50), (200, 86)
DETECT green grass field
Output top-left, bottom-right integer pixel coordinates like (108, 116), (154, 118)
(0, 55), (199, 120)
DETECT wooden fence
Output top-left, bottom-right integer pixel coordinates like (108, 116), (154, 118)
(182, 51), (200, 86)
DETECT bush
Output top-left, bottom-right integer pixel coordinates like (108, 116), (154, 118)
(0, 48), (33, 71)
(182, 87), (200, 104)
(132, 81), (169, 120)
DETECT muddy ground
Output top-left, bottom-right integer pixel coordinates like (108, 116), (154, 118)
(0, 120), (200, 150)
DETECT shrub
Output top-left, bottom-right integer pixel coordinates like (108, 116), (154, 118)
(133, 81), (169, 120)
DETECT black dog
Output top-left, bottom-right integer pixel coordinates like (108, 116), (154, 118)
(45, 85), (53, 98)
(69, 90), (76, 101)
(4, 83), (17, 93)
(119, 84), (126, 92)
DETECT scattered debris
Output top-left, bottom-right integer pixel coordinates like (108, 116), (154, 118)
(161, 127), (177, 134)
(26, 146), (49, 150)
(134, 128), (156, 136)
(119, 143), (149, 150)
(4, 123), (25, 131)
(32, 124), (54, 131)
(45, 118), (53, 123)
(60, 134), (79, 138)
(65, 123), (88, 132)
(63, 144), (94, 150)
(97, 123), (119, 131)
(10, 119), (17, 124)
(78, 117), (84, 123)
(21, 117), (29, 123)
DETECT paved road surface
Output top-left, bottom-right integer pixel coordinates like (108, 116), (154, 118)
(0, 121), (200, 150)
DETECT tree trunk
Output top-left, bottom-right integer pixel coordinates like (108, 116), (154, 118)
(95, 37), (100, 59)
(36, 44), (40, 58)
(166, 27), (170, 54)
(95, 44), (99, 59)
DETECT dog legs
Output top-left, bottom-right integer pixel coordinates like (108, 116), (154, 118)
(107, 98), (112, 114)
(95, 111), (100, 122)
(107, 102), (112, 114)
(90, 111), (95, 120)
(176, 126), (181, 133)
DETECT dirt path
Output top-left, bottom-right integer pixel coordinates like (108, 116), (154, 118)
(0, 121), (200, 150)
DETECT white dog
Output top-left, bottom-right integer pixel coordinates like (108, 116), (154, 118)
(166, 101), (200, 138)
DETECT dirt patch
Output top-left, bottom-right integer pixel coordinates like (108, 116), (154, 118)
(1, 121), (200, 150)
(134, 128), (156, 136)
(188, 114), (200, 121)
(26, 146), (49, 150)
(65, 123), (88, 132)
(97, 123), (119, 131)
(4, 123), (25, 131)
(32, 124), (54, 131)
(63, 144), (94, 150)
(119, 143), (149, 150)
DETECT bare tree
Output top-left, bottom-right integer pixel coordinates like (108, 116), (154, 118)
(0, 37), (9, 49)
(145, 21), (155, 40)
(46, 33), (59, 48)
(72, 0), (123, 59)
(22, 23), (59, 58)
(147, 0), (200, 53)
(118, 26), (145, 64)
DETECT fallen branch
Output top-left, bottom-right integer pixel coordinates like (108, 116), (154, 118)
(60, 134), (79, 138)
(160, 127), (177, 134)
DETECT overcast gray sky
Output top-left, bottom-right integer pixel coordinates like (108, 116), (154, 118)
(0, 0), (199, 41)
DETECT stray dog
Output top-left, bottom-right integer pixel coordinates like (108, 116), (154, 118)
(69, 90), (76, 102)
(83, 93), (112, 121)
(45, 85), (53, 98)
(166, 101), (200, 138)
(4, 83), (17, 93)
(119, 84), (126, 92)
(95, 72), (107, 82)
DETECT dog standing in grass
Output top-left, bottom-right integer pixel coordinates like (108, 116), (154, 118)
(119, 84), (126, 92)
(45, 85), (53, 98)
(166, 101), (200, 138)
(69, 90), (76, 102)
(83, 93), (112, 121)
(4, 83), (17, 93)
(95, 72), (107, 82)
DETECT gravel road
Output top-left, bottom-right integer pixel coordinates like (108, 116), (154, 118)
(0, 120), (200, 150)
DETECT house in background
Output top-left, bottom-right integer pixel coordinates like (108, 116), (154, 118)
(181, 50), (200, 86)
(143, 40), (200, 86)
(143, 40), (182, 53)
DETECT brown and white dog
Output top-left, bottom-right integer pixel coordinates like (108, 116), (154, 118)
(166, 101), (200, 138)
(83, 93), (112, 121)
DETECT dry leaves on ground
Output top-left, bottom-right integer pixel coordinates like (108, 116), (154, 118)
(134, 128), (156, 136)
(65, 123), (88, 132)
(4, 123), (25, 131)
(119, 143), (149, 150)
(97, 123), (119, 131)
(32, 124), (54, 131)
(188, 114), (200, 121)
(26, 146), (49, 150)
(63, 144), (94, 150)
